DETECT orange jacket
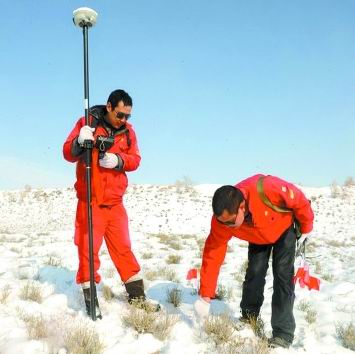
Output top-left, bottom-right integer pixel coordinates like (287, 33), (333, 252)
(63, 115), (141, 205)
(199, 174), (314, 298)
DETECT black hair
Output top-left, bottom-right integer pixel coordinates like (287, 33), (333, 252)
(107, 89), (133, 108)
(212, 185), (244, 216)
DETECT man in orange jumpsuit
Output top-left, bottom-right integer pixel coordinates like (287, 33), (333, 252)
(194, 174), (314, 348)
(63, 89), (148, 318)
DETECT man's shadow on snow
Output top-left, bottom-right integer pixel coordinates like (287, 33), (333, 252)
(37, 265), (82, 311)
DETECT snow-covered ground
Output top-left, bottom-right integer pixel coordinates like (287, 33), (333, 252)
(0, 183), (354, 354)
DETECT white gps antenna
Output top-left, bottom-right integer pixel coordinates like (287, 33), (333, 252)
(73, 7), (98, 27)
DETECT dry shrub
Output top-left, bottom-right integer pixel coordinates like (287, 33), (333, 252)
(241, 260), (249, 272)
(166, 254), (182, 264)
(0, 284), (11, 304)
(153, 234), (183, 250)
(296, 299), (317, 324)
(196, 238), (205, 257)
(166, 239), (183, 251)
(142, 252), (153, 259)
(152, 312), (179, 341)
(19, 281), (43, 303)
(204, 313), (235, 346)
(19, 312), (47, 339)
(344, 176), (355, 187)
(129, 298), (160, 313)
(220, 337), (270, 354)
(327, 240), (346, 248)
(330, 181), (341, 198)
(227, 245), (234, 253)
(104, 267), (116, 278)
(305, 308), (317, 324)
(122, 306), (178, 340)
(144, 266), (179, 282)
(322, 273), (334, 282)
(233, 270), (245, 285)
(166, 287), (182, 307)
(215, 285), (233, 301)
(102, 285), (114, 301)
(64, 321), (104, 354)
(219, 337), (245, 354)
(296, 299), (312, 312)
(336, 322), (355, 351)
(247, 316), (266, 339)
(44, 256), (63, 267)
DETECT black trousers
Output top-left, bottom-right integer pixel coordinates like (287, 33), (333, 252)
(240, 225), (296, 343)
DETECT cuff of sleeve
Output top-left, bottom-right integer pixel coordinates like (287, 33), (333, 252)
(114, 154), (124, 171)
(300, 223), (313, 234)
(71, 137), (85, 157)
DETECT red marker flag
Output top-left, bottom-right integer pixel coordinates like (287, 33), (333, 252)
(186, 268), (198, 280)
(294, 262), (320, 291)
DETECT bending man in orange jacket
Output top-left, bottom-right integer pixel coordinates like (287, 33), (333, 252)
(63, 89), (152, 318)
(194, 174), (314, 349)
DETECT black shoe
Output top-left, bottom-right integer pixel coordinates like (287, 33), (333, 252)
(124, 279), (160, 312)
(83, 287), (102, 320)
(268, 337), (291, 348)
(124, 279), (145, 301)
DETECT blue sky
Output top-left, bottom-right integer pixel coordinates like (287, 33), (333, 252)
(1, 1), (354, 189)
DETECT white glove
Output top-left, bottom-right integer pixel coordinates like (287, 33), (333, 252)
(78, 125), (95, 145)
(194, 297), (210, 321)
(99, 153), (119, 169)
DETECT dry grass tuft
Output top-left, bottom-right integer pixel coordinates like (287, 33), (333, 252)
(247, 316), (266, 339)
(220, 337), (270, 354)
(44, 256), (63, 267)
(166, 286), (182, 307)
(144, 266), (179, 282)
(142, 252), (153, 259)
(102, 285), (114, 301)
(152, 312), (179, 341)
(19, 281), (43, 303)
(18, 312), (47, 339)
(104, 267), (116, 278)
(336, 322), (355, 351)
(166, 254), (182, 264)
(64, 321), (104, 354)
(215, 285), (233, 301)
(122, 306), (178, 340)
(296, 299), (317, 324)
(204, 313), (235, 345)
(0, 284), (11, 304)
(296, 299), (312, 312)
(305, 308), (317, 324)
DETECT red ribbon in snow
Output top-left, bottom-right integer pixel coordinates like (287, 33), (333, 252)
(186, 268), (198, 280)
(293, 262), (320, 291)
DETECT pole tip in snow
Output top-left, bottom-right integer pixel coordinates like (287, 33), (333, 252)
(73, 7), (98, 28)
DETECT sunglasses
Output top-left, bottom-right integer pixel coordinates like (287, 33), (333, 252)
(115, 111), (131, 120)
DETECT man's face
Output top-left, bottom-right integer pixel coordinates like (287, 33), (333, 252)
(216, 201), (246, 228)
(106, 100), (132, 129)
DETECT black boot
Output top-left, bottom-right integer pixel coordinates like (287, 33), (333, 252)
(124, 279), (146, 302)
(83, 286), (102, 320)
(124, 279), (160, 312)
